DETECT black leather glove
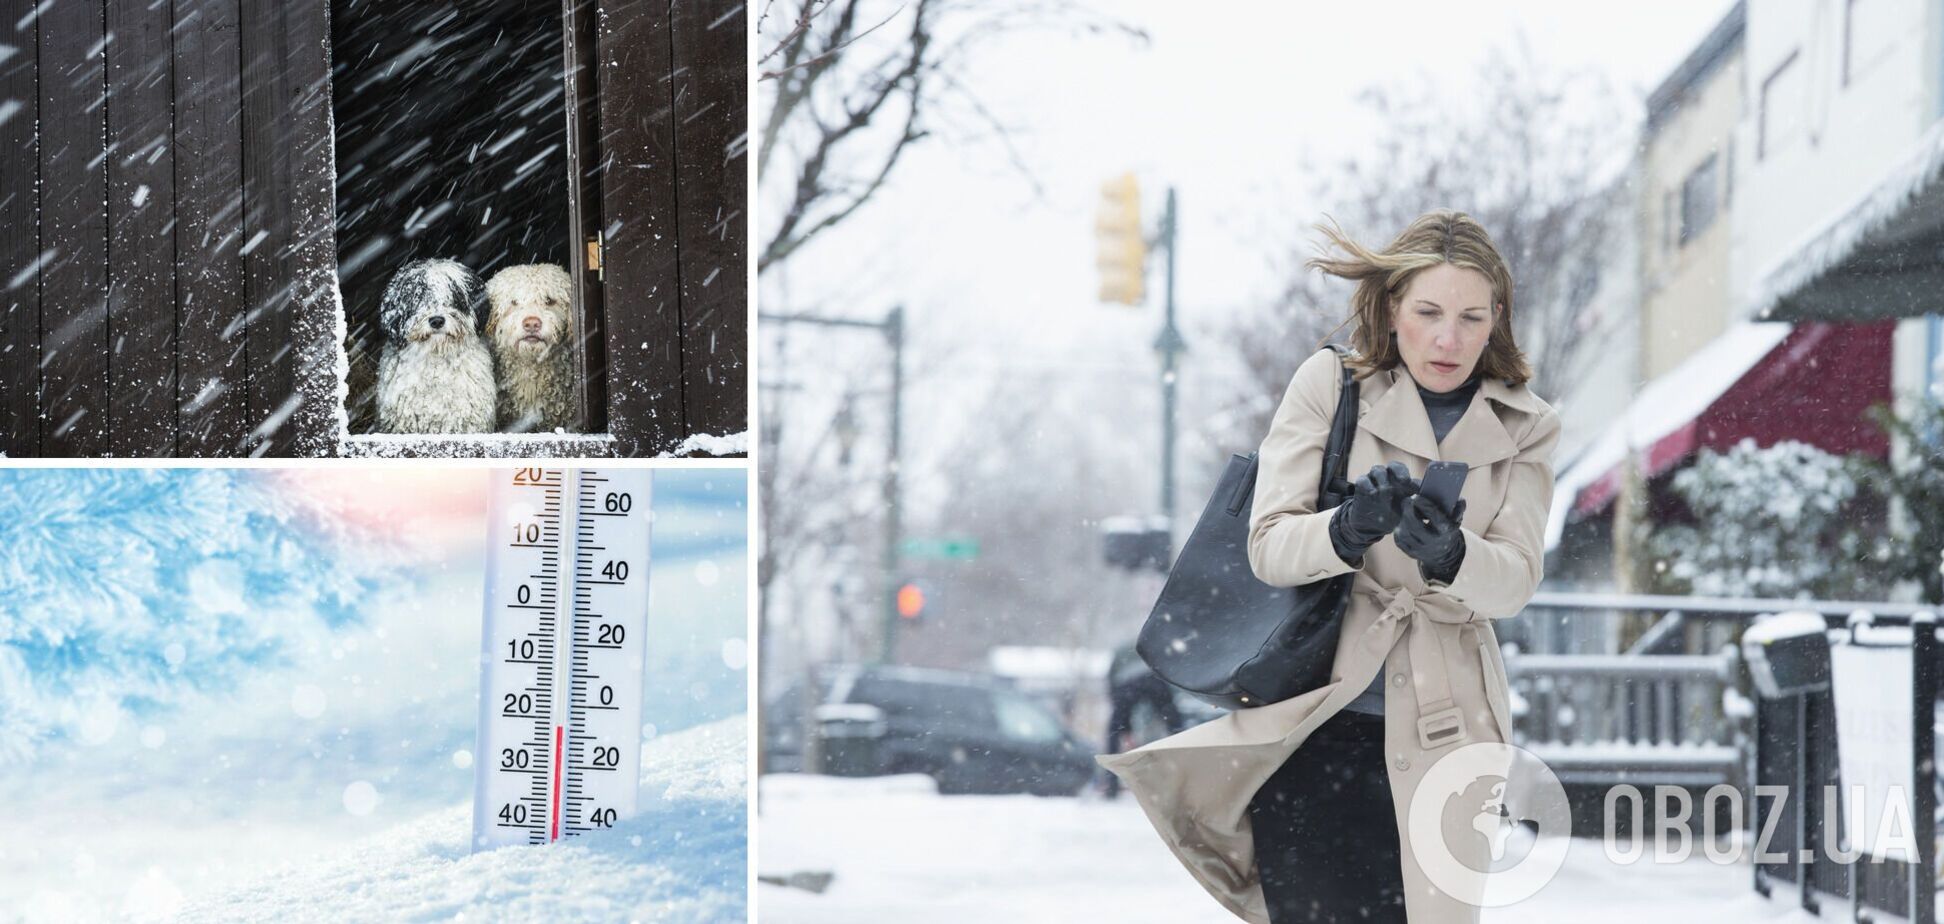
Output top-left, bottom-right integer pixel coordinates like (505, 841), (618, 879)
(1395, 494), (1467, 583)
(1328, 462), (1419, 564)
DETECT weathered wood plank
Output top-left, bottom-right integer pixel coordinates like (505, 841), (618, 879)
(107, 0), (180, 456)
(174, 0), (252, 456)
(283, 0), (338, 456)
(1, 10), (40, 455)
(239, 0), (296, 455)
(668, 0), (747, 442)
(37, 0), (111, 456)
(597, 0), (684, 455)
(235, 0), (287, 459)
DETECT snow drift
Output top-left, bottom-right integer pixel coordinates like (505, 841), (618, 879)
(168, 716), (747, 923)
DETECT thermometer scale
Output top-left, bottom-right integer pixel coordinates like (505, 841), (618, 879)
(472, 467), (651, 850)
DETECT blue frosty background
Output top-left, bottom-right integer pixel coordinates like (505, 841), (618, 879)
(0, 469), (407, 765)
(0, 468), (748, 923)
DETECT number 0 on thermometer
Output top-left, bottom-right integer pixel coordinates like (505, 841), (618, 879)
(472, 468), (651, 849)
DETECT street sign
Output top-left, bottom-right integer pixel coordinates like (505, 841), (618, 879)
(900, 537), (980, 560)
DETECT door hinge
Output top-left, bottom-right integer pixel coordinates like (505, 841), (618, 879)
(586, 233), (604, 281)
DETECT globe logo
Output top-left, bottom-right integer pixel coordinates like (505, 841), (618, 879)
(1406, 741), (1573, 906)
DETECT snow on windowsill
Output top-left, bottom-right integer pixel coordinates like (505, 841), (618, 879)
(341, 432), (620, 459)
(667, 430), (748, 458)
(336, 429), (747, 458)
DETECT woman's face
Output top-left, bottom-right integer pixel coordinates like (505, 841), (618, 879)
(1390, 263), (1497, 393)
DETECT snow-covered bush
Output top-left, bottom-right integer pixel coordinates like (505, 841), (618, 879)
(1644, 439), (1892, 599)
(0, 470), (406, 764)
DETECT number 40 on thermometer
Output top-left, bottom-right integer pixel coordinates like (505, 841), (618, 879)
(472, 468), (652, 850)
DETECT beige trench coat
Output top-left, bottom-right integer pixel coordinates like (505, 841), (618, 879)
(1097, 347), (1561, 924)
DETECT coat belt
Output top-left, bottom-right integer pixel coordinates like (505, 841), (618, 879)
(1356, 586), (1475, 751)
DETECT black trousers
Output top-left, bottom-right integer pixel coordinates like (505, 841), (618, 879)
(1248, 707), (1407, 924)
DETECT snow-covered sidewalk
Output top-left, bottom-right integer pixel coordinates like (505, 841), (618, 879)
(757, 773), (1826, 923)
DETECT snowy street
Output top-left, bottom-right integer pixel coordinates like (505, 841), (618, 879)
(757, 774), (1826, 923)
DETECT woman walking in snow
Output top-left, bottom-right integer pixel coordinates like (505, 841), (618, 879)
(1099, 209), (1562, 924)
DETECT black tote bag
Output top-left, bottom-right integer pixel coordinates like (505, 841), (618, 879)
(1137, 345), (1360, 710)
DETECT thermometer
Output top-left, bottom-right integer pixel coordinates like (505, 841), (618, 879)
(472, 467), (651, 850)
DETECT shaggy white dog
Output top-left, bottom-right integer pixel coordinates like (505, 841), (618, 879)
(486, 263), (578, 433)
(373, 258), (496, 434)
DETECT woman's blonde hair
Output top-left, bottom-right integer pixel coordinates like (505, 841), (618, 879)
(1309, 209), (1533, 386)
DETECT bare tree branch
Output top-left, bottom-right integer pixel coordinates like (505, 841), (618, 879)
(761, 3), (904, 79)
(757, 0), (1145, 273)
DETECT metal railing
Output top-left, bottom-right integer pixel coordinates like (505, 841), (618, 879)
(1505, 648), (1745, 786)
(1505, 592), (1763, 787)
(1504, 592), (1939, 788)
(1511, 591), (1942, 922)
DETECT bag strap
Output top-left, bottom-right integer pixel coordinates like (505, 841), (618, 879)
(1317, 344), (1360, 507)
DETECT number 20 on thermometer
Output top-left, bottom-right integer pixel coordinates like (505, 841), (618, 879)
(472, 468), (651, 850)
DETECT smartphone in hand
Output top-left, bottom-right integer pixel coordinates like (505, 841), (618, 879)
(1417, 461), (1468, 521)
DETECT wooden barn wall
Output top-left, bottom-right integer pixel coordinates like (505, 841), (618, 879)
(2, 5), (43, 456)
(598, 0), (748, 456)
(1, 0), (742, 458)
(2, 0), (335, 458)
(668, 0), (747, 442)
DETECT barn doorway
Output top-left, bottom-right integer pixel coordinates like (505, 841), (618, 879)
(331, 0), (597, 436)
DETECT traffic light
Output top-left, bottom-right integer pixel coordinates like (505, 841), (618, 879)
(896, 582), (926, 620)
(1096, 172), (1146, 305)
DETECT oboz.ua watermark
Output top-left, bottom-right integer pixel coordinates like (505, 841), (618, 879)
(1601, 783), (1925, 865)
(1406, 743), (1923, 908)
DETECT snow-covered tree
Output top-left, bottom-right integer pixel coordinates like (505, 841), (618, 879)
(0, 470), (405, 764)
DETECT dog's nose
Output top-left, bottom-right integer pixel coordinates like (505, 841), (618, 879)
(428, 315), (447, 330)
(522, 316), (542, 335)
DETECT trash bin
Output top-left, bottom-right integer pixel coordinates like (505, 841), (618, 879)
(814, 702), (886, 777)
(1742, 610), (1832, 699)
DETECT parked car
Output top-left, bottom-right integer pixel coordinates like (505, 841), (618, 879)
(764, 663), (1097, 796)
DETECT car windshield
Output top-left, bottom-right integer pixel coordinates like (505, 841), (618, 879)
(992, 690), (1065, 744)
(848, 676), (995, 732)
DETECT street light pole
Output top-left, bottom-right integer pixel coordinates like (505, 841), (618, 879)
(880, 306), (905, 663)
(1155, 188), (1185, 529)
(755, 307), (907, 664)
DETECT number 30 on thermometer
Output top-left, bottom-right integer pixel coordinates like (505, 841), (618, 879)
(472, 468), (651, 850)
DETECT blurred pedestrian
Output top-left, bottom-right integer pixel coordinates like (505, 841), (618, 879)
(1099, 210), (1561, 924)
(1100, 643), (1183, 798)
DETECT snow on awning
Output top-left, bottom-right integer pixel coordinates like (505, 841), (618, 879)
(1546, 322), (1789, 551)
(1545, 320), (1895, 552)
(1752, 118), (1944, 322)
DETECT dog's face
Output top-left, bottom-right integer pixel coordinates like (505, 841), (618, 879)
(379, 258), (485, 351)
(486, 264), (575, 361)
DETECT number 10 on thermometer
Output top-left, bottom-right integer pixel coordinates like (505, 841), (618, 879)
(472, 468), (651, 850)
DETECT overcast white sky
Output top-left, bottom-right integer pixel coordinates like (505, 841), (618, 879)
(760, 2), (1741, 503)
(761, 1), (1739, 362)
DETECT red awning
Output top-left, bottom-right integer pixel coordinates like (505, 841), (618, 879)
(1561, 320), (1894, 523)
